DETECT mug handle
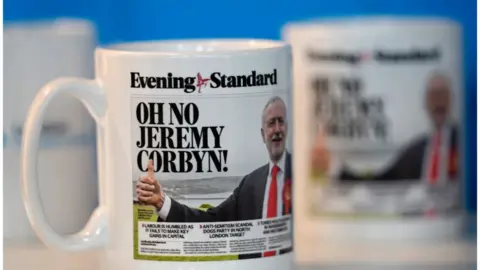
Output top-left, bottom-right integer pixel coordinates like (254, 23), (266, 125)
(21, 78), (108, 251)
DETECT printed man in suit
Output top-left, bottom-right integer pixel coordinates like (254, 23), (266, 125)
(312, 72), (459, 184)
(136, 96), (292, 223)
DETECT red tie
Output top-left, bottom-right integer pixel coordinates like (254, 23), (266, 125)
(264, 165), (279, 257)
(448, 148), (457, 179)
(428, 132), (441, 184)
(267, 165), (279, 217)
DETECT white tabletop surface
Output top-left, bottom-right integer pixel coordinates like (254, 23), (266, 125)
(4, 238), (477, 270)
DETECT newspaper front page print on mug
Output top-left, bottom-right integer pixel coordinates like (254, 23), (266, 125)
(20, 39), (294, 270)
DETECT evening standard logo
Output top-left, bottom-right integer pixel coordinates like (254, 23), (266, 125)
(374, 47), (440, 63)
(307, 50), (369, 65)
(306, 47), (440, 65)
(130, 69), (277, 93)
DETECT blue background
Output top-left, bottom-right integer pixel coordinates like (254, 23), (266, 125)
(4, 0), (477, 213)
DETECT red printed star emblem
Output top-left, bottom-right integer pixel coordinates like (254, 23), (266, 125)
(196, 73), (210, 93)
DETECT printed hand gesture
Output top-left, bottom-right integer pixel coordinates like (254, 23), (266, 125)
(136, 160), (165, 210)
(311, 130), (331, 174)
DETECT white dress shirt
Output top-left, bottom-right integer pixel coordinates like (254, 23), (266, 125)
(262, 150), (287, 218)
(421, 123), (454, 184)
(157, 191), (172, 220)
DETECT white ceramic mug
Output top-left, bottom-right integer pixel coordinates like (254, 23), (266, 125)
(21, 39), (294, 270)
(4, 18), (98, 242)
(283, 16), (466, 263)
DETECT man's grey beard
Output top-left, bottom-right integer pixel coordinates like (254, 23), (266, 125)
(270, 146), (285, 163)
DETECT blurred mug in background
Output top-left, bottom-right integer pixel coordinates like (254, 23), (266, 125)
(3, 18), (99, 242)
(284, 16), (472, 265)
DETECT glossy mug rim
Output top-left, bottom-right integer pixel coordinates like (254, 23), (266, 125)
(282, 15), (462, 39)
(97, 38), (290, 57)
(283, 15), (460, 29)
(4, 17), (95, 36)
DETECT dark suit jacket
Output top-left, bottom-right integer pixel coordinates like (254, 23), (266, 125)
(338, 125), (459, 182)
(159, 152), (292, 222)
(157, 152), (294, 259)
